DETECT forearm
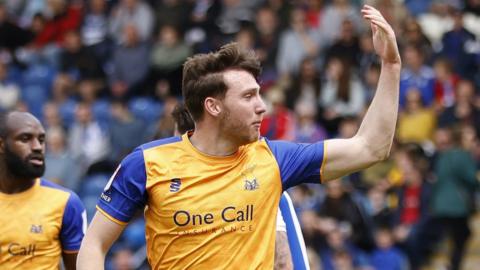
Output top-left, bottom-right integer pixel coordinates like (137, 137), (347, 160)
(76, 212), (124, 270)
(76, 239), (107, 270)
(356, 62), (401, 161)
(274, 231), (293, 270)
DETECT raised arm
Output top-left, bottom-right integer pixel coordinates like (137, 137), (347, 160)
(322, 5), (401, 181)
(77, 212), (126, 270)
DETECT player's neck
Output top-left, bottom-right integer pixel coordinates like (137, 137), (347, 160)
(189, 126), (240, 157)
(0, 164), (36, 194)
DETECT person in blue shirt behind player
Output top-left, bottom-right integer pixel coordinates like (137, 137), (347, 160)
(0, 111), (86, 270)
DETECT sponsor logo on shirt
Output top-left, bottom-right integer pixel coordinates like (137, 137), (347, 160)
(173, 205), (254, 227)
(100, 192), (111, 202)
(0, 243), (37, 256)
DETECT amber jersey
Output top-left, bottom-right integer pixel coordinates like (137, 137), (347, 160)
(0, 178), (86, 269)
(98, 134), (325, 269)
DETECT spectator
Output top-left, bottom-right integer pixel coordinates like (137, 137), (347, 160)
(397, 88), (436, 144)
(319, 228), (370, 270)
(358, 30), (379, 77)
(400, 17), (433, 61)
(420, 127), (478, 270)
(33, 0), (82, 48)
(285, 56), (322, 110)
(154, 0), (193, 32)
(320, 57), (365, 133)
(370, 227), (408, 270)
(214, 0), (258, 36)
(44, 126), (81, 191)
(293, 100), (327, 143)
(441, 9), (477, 79)
(260, 88), (295, 140)
(110, 24), (151, 98)
(417, 2), (454, 48)
(317, 180), (374, 251)
(150, 25), (192, 97)
(68, 102), (110, 171)
(324, 19), (361, 68)
(0, 61), (20, 111)
(50, 74), (77, 127)
(392, 145), (431, 267)
(81, 0), (112, 64)
(438, 79), (480, 136)
(0, 3), (34, 55)
(433, 57), (460, 109)
(109, 100), (145, 162)
(320, 0), (363, 46)
(60, 30), (105, 80)
(362, 62), (380, 103)
(276, 7), (323, 76)
(111, 245), (135, 270)
(42, 102), (64, 130)
(304, 0), (324, 30)
(254, 7), (280, 84)
(109, 0), (154, 44)
(145, 96), (178, 140)
(399, 45), (435, 108)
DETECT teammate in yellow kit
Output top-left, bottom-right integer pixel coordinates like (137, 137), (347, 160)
(0, 111), (86, 270)
(78, 5), (401, 269)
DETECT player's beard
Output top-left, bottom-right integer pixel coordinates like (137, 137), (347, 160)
(4, 145), (45, 180)
(220, 107), (258, 146)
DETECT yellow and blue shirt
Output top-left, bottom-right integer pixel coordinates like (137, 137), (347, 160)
(98, 133), (324, 269)
(0, 178), (86, 269)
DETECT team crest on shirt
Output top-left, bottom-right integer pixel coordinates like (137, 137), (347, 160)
(30, 224), (43, 234)
(241, 164), (259, 191)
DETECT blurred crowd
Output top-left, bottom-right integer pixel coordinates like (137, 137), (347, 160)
(0, 0), (479, 269)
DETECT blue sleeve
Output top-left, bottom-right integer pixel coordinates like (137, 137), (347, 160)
(279, 193), (309, 270)
(266, 139), (325, 190)
(97, 147), (147, 224)
(61, 192), (86, 251)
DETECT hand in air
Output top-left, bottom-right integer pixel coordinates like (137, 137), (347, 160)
(361, 5), (401, 65)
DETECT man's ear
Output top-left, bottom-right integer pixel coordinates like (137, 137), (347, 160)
(204, 97), (222, 117)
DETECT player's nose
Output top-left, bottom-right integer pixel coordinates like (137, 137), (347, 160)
(255, 95), (267, 115)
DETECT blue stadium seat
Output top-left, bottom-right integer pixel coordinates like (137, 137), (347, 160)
(21, 63), (55, 90)
(92, 99), (112, 127)
(128, 97), (163, 124)
(21, 85), (49, 117)
(79, 174), (109, 221)
(20, 63), (56, 117)
(123, 218), (146, 250)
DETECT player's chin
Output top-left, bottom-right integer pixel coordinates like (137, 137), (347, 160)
(250, 130), (260, 141)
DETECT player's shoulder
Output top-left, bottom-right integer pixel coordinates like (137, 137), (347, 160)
(39, 178), (84, 208)
(40, 178), (76, 195)
(139, 136), (183, 151)
(117, 136), (184, 172)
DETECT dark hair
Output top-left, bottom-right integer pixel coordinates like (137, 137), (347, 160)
(182, 42), (261, 121)
(171, 104), (195, 134)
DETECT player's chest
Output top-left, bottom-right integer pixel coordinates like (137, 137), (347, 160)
(145, 160), (281, 226)
(149, 158), (280, 201)
(0, 201), (62, 257)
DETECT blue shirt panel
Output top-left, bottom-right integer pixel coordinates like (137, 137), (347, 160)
(265, 139), (324, 190)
